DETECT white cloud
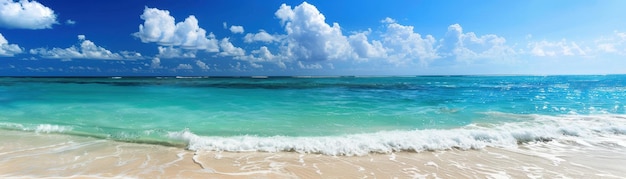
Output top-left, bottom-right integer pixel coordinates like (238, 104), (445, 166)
(120, 51), (143, 59)
(229, 25), (244, 34)
(595, 31), (626, 55)
(598, 43), (617, 53)
(380, 19), (438, 66)
(297, 61), (322, 69)
(0, 0), (57, 29)
(157, 46), (196, 59)
(176, 63), (193, 70)
(218, 38), (245, 57)
(79, 40), (123, 59)
(232, 46), (288, 69)
(348, 30), (386, 60)
(30, 47), (81, 60)
(30, 35), (133, 60)
(150, 57), (162, 69)
(440, 24), (517, 62)
(243, 30), (282, 43)
(125, 2), (626, 73)
(0, 33), (23, 57)
(65, 19), (76, 25)
(30, 35), (143, 60)
(195, 60), (210, 70)
(251, 46), (286, 68)
(528, 39), (587, 57)
(134, 7), (219, 52)
(248, 62), (263, 68)
(68, 66), (100, 71)
(275, 2), (355, 62)
(381, 17), (396, 24)
(251, 46), (275, 61)
(25, 66), (57, 72)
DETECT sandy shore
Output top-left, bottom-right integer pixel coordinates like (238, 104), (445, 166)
(1, 130), (625, 178)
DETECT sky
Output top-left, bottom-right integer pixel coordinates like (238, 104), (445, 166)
(1, 0), (626, 76)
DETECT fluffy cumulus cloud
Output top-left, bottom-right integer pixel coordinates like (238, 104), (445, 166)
(244, 30), (282, 43)
(150, 57), (162, 69)
(380, 19), (438, 65)
(131, 2), (524, 70)
(157, 46), (196, 59)
(229, 25), (244, 34)
(297, 61), (322, 69)
(440, 24), (517, 62)
(119, 1), (624, 74)
(0, 33), (23, 57)
(134, 7), (219, 52)
(195, 60), (210, 70)
(120, 51), (143, 59)
(241, 46), (286, 69)
(237, 3), (515, 68)
(275, 2), (355, 62)
(30, 35), (135, 60)
(251, 46), (275, 61)
(218, 38), (245, 57)
(348, 30), (386, 60)
(0, 0), (58, 29)
(381, 17), (396, 24)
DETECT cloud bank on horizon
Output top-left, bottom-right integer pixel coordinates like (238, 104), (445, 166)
(1, 0), (625, 75)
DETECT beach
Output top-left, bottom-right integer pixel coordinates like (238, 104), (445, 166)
(1, 0), (625, 177)
(2, 129), (625, 178)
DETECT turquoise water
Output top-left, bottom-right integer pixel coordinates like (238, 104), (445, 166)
(1, 76), (626, 155)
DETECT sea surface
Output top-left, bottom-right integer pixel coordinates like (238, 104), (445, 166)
(1, 75), (626, 156)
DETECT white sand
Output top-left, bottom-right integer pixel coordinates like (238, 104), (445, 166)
(1, 130), (625, 178)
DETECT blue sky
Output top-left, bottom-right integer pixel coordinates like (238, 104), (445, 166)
(1, 0), (626, 76)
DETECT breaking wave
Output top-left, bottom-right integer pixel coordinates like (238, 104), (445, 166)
(168, 114), (626, 156)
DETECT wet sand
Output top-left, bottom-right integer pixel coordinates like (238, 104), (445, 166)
(1, 130), (625, 178)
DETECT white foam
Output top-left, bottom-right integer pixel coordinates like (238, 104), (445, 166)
(0, 122), (25, 129)
(34, 124), (72, 133)
(168, 114), (626, 156)
(1, 123), (73, 134)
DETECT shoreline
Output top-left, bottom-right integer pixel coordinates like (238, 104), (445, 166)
(1, 130), (625, 178)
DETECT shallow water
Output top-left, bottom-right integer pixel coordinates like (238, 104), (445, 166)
(0, 75), (625, 155)
(2, 75), (626, 177)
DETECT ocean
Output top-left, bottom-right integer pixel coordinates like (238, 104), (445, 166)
(1, 75), (626, 177)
